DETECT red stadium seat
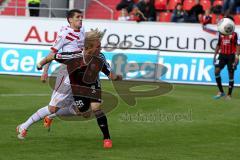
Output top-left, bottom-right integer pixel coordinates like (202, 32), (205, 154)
(183, 0), (196, 11)
(211, 14), (223, 24)
(158, 12), (172, 22)
(167, 0), (182, 10)
(155, 0), (168, 10)
(234, 14), (240, 25)
(213, 0), (223, 7)
(200, 0), (211, 10)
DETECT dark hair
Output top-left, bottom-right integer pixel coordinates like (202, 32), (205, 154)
(224, 15), (234, 22)
(67, 9), (82, 23)
(175, 3), (182, 9)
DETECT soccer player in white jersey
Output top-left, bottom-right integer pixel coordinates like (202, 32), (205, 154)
(16, 9), (84, 140)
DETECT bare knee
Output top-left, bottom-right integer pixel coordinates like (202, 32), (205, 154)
(90, 102), (101, 112)
(48, 105), (59, 113)
(215, 68), (221, 75)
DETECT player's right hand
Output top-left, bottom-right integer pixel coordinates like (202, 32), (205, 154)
(37, 63), (43, 70)
(41, 73), (48, 83)
(213, 56), (216, 65)
(234, 55), (239, 65)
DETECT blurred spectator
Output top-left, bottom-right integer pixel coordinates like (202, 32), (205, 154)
(137, 0), (156, 21)
(222, 0), (240, 15)
(28, 0), (41, 17)
(212, 4), (222, 15)
(186, 0), (204, 23)
(210, 0), (215, 4)
(222, 0), (235, 15)
(116, 0), (135, 13)
(201, 9), (212, 25)
(118, 8), (131, 21)
(171, 3), (188, 22)
(129, 5), (147, 22)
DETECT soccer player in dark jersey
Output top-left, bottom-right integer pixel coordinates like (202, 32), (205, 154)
(38, 29), (122, 148)
(203, 17), (240, 99)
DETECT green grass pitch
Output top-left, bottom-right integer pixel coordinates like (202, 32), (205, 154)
(0, 75), (240, 160)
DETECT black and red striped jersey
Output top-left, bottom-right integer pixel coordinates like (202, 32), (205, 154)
(217, 32), (239, 55)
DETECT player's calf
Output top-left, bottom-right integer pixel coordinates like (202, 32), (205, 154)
(91, 103), (111, 148)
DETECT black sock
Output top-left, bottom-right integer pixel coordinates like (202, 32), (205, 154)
(228, 79), (234, 96)
(94, 110), (110, 140)
(216, 75), (224, 93)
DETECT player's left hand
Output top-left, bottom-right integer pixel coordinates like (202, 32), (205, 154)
(109, 73), (123, 81)
(233, 55), (239, 69)
(41, 73), (48, 83)
(115, 75), (123, 81)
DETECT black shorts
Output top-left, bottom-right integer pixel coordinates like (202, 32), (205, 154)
(72, 79), (102, 112)
(214, 54), (236, 71)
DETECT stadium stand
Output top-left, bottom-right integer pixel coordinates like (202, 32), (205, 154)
(85, 0), (119, 20)
(0, 0), (239, 25)
(154, 0), (167, 10)
(0, 0), (26, 16)
(167, 0), (182, 11)
(211, 13), (223, 24)
(234, 14), (240, 24)
(200, 0), (211, 11)
(213, 0), (223, 7)
(157, 11), (172, 22)
(183, 0), (196, 11)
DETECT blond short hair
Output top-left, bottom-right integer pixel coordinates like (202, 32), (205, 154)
(84, 28), (103, 50)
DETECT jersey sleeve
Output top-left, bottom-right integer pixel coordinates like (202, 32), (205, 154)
(217, 33), (221, 46)
(236, 32), (240, 45)
(99, 53), (111, 76)
(51, 27), (68, 53)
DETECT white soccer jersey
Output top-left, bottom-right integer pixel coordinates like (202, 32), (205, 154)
(49, 25), (85, 108)
(51, 26), (85, 53)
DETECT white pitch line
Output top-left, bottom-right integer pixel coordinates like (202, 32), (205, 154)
(0, 93), (50, 97)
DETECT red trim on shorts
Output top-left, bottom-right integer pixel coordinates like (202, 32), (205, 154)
(55, 76), (65, 92)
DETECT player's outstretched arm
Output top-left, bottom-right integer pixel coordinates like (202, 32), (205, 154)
(234, 45), (240, 66)
(213, 44), (220, 65)
(37, 52), (55, 70)
(202, 22), (218, 35)
(40, 62), (51, 83)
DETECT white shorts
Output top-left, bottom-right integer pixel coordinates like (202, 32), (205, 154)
(49, 65), (74, 108)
